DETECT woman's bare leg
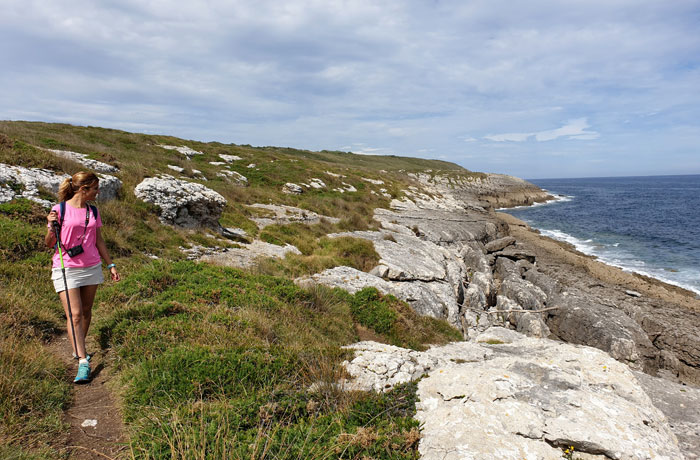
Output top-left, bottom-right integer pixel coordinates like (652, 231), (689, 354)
(79, 284), (98, 342)
(59, 288), (86, 359)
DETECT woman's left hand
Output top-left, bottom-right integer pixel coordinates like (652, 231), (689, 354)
(110, 267), (121, 282)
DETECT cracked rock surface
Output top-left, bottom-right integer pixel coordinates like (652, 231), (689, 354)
(0, 163), (121, 206)
(134, 174), (226, 227)
(342, 328), (683, 460)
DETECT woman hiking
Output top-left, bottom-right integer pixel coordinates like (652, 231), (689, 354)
(45, 171), (121, 383)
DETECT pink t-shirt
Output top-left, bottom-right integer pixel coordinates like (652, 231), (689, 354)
(49, 203), (103, 268)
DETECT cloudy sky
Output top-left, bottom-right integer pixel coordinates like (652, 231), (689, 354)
(2, 0), (699, 178)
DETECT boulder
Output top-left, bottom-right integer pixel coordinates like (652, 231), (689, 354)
(492, 245), (537, 263)
(460, 244), (491, 274)
(516, 311), (551, 338)
(160, 145), (203, 158)
(216, 169), (248, 185)
(485, 236), (516, 253)
(282, 183), (303, 194)
(494, 256), (517, 281)
(96, 173), (122, 201)
(524, 268), (562, 300)
(341, 330), (683, 460)
(200, 240), (301, 269)
(546, 290), (656, 370)
(0, 163), (66, 207)
(248, 204), (340, 228)
(47, 149), (119, 173)
(0, 163), (121, 206)
(134, 174), (226, 227)
(220, 227), (249, 243)
(308, 178), (326, 189)
(500, 276), (548, 310)
(295, 266), (460, 325)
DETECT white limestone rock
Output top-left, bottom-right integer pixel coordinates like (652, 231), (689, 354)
(47, 149), (119, 173)
(216, 169), (247, 185)
(248, 203), (340, 228)
(167, 165), (185, 173)
(219, 154), (242, 162)
(0, 163), (120, 206)
(296, 266), (459, 323)
(134, 174), (226, 227)
(200, 240), (301, 269)
(361, 177), (384, 185)
(308, 178), (326, 189)
(160, 145), (203, 158)
(96, 173), (122, 201)
(282, 183), (303, 194)
(340, 330), (683, 460)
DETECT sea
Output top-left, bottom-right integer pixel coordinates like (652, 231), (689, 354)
(501, 174), (700, 298)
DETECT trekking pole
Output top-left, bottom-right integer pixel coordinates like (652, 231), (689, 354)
(52, 221), (79, 359)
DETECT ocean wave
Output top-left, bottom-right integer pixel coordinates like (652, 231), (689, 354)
(538, 228), (700, 296)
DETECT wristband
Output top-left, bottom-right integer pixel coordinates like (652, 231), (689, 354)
(106, 263), (116, 269)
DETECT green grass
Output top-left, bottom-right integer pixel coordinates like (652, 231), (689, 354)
(0, 120), (472, 458)
(94, 260), (458, 458)
(0, 246), (70, 459)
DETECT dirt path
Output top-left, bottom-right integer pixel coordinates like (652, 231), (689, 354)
(48, 333), (128, 459)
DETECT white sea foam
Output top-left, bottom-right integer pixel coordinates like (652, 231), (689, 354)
(497, 194), (570, 211)
(537, 228), (700, 296)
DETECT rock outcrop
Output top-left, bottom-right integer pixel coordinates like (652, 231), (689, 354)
(0, 163), (121, 206)
(134, 175), (226, 227)
(282, 183), (303, 194)
(200, 240), (301, 268)
(342, 328), (684, 460)
(159, 145), (203, 158)
(248, 204), (340, 228)
(634, 371), (700, 460)
(47, 149), (119, 173)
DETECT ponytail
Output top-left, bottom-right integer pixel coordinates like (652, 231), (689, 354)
(58, 171), (99, 202)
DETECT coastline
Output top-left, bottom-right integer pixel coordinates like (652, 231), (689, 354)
(496, 212), (700, 312)
(498, 177), (700, 299)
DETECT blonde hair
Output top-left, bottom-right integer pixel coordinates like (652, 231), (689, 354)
(58, 171), (99, 202)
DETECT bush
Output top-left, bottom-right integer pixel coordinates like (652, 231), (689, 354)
(349, 288), (397, 335)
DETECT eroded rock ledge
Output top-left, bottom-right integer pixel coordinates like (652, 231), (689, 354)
(293, 171), (700, 459)
(341, 328), (683, 460)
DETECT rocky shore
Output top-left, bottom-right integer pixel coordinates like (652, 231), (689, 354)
(292, 173), (700, 459)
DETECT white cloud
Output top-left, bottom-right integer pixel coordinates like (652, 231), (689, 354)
(484, 132), (533, 142)
(1, 0), (699, 178)
(484, 119), (599, 143)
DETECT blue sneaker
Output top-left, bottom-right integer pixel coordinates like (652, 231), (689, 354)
(74, 363), (91, 384)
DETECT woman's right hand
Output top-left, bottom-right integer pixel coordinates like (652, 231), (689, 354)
(47, 210), (58, 227)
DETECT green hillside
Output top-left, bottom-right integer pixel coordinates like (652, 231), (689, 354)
(0, 121), (470, 459)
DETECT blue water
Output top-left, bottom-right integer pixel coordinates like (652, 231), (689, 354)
(502, 175), (700, 297)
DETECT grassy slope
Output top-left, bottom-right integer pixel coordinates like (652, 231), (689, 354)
(0, 121), (470, 459)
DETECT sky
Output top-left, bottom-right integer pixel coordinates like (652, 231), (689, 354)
(2, 0), (699, 179)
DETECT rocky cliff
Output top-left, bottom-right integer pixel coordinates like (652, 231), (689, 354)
(291, 172), (700, 459)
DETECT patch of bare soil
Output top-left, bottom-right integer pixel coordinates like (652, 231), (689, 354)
(47, 333), (128, 459)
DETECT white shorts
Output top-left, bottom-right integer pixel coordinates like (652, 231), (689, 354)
(52, 263), (104, 293)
